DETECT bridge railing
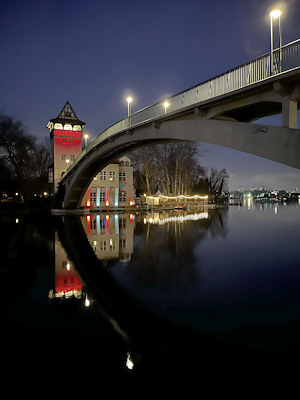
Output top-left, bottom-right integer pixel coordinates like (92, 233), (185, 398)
(62, 39), (300, 180)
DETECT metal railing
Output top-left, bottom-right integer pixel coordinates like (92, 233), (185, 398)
(62, 39), (300, 181)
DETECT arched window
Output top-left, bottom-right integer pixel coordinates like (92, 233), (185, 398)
(64, 124), (72, 130)
(54, 123), (63, 130)
(73, 125), (82, 131)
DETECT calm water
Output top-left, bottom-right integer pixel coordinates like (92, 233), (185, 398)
(2, 200), (300, 392)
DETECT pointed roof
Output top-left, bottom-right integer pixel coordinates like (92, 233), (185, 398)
(49, 101), (85, 126)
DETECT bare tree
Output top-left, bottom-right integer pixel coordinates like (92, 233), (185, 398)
(0, 115), (52, 199)
(130, 146), (158, 194)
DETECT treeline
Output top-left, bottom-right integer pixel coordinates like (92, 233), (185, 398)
(129, 142), (229, 200)
(0, 115), (51, 202)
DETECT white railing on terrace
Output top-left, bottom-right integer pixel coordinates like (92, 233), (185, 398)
(62, 39), (300, 181)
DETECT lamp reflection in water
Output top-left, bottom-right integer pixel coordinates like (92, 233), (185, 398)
(126, 353), (134, 370)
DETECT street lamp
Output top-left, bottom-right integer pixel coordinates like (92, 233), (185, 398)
(126, 96), (133, 117)
(163, 101), (169, 114)
(270, 9), (282, 75)
(84, 134), (89, 148)
(66, 159), (70, 168)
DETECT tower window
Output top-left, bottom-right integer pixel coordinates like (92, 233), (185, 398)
(119, 172), (126, 181)
(100, 171), (106, 181)
(119, 191), (126, 202)
(100, 192), (105, 202)
(63, 139), (67, 143)
(71, 154), (75, 161)
(109, 171), (116, 181)
(90, 192), (96, 202)
(62, 154), (66, 160)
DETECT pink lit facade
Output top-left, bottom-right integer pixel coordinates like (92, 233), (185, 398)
(47, 101), (85, 193)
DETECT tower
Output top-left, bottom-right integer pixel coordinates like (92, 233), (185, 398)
(47, 101), (85, 193)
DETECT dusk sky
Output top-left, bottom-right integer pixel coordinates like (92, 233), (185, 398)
(1, 0), (300, 190)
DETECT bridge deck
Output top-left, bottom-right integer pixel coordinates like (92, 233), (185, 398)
(61, 40), (300, 183)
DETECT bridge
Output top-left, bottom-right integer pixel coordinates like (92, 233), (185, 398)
(58, 40), (300, 209)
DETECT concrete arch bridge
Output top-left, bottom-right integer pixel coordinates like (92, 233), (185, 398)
(59, 40), (300, 209)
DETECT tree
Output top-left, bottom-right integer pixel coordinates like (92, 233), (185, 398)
(205, 167), (229, 199)
(130, 142), (203, 196)
(0, 115), (37, 182)
(130, 146), (158, 194)
(0, 115), (52, 200)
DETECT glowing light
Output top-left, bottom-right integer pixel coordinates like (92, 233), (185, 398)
(126, 353), (134, 370)
(145, 194), (208, 200)
(96, 214), (101, 233)
(15, 218), (19, 224)
(144, 212), (208, 225)
(106, 200), (109, 206)
(126, 97), (133, 116)
(270, 9), (282, 18)
(84, 134), (89, 139)
(96, 188), (100, 207)
(163, 101), (169, 114)
(115, 188), (119, 206)
(66, 262), (71, 271)
(85, 297), (91, 307)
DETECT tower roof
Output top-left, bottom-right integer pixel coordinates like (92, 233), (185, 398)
(49, 101), (86, 126)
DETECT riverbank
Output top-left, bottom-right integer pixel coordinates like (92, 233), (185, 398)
(0, 199), (226, 216)
(51, 203), (223, 215)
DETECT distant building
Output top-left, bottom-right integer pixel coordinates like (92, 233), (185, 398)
(81, 156), (135, 209)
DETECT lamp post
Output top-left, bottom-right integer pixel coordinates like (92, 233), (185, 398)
(84, 134), (89, 148)
(163, 101), (169, 114)
(270, 9), (282, 75)
(126, 97), (133, 117)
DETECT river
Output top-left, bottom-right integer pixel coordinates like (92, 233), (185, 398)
(2, 200), (300, 393)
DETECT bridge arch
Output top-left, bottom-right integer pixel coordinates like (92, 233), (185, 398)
(59, 116), (300, 209)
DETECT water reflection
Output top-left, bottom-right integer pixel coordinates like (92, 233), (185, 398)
(3, 203), (300, 390)
(52, 202), (300, 378)
(55, 207), (233, 368)
(81, 212), (134, 264)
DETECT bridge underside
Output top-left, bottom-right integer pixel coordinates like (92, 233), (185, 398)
(60, 116), (300, 209)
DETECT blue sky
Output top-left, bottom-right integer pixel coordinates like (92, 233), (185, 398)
(1, 0), (300, 190)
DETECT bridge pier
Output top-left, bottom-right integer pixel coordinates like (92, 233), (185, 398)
(282, 97), (298, 128)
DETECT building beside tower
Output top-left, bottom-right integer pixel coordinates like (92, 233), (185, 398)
(82, 156), (135, 208)
(47, 101), (135, 208)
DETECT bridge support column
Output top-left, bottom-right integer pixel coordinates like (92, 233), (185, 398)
(282, 97), (297, 128)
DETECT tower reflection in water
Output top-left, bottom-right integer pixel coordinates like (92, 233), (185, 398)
(50, 212), (137, 368)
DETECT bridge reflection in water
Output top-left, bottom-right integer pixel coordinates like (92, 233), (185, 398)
(54, 203), (300, 380)
(51, 202), (300, 387)
(55, 208), (231, 371)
